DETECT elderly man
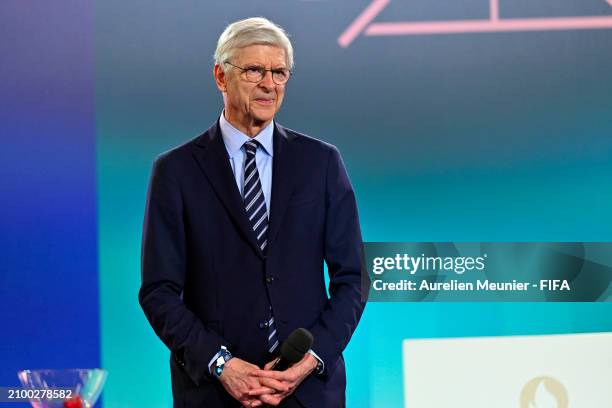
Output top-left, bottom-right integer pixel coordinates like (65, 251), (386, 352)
(139, 17), (367, 407)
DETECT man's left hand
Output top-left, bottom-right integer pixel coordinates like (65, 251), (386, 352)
(247, 353), (318, 406)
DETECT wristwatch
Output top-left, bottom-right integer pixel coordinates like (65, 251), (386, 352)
(212, 346), (233, 379)
(315, 358), (324, 374)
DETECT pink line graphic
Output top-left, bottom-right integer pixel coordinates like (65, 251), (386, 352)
(338, 0), (390, 47)
(490, 0), (499, 21)
(338, 0), (612, 47)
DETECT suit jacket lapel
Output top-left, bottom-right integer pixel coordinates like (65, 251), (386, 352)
(192, 121), (265, 259)
(268, 124), (296, 249)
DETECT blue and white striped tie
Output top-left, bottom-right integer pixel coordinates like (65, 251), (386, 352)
(266, 312), (278, 353)
(243, 140), (268, 253)
(243, 140), (279, 353)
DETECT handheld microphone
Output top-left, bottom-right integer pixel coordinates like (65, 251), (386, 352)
(271, 328), (314, 371)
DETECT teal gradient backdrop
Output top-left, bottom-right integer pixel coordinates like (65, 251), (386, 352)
(96, 1), (612, 407)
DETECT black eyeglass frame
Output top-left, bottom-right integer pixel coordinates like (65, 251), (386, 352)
(223, 61), (292, 85)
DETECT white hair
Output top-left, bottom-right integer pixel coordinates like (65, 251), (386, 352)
(214, 17), (294, 71)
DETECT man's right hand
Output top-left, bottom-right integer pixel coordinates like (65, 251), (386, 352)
(219, 357), (287, 407)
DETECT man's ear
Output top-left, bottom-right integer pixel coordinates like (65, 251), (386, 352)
(214, 64), (227, 92)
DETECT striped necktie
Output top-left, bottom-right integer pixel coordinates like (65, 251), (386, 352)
(242, 140), (279, 353)
(243, 140), (268, 253)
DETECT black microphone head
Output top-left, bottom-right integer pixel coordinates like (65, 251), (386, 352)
(280, 328), (314, 364)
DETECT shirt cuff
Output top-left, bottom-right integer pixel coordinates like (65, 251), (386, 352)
(207, 347), (226, 377)
(308, 349), (325, 375)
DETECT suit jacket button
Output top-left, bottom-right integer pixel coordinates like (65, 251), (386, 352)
(259, 322), (266, 329)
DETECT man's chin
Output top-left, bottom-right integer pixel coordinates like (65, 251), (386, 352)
(251, 113), (276, 125)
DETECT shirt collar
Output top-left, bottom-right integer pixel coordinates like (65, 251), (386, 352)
(219, 112), (274, 159)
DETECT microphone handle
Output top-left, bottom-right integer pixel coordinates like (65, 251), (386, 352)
(271, 356), (297, 371)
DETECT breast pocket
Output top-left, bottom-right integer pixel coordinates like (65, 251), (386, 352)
(287, 191), (322, 208)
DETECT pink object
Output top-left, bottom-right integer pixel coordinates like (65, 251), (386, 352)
(338, 0), (390, 47)
(338, 0), (612, 47)
(490, 0), (499, 21)
(365, 16), (612, 36)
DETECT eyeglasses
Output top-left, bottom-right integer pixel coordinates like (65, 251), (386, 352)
(224, 61), (292, 85)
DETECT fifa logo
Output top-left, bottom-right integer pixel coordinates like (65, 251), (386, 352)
(520, 376), (568, 408)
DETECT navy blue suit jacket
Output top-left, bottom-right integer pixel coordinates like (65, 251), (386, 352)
(139, 120), (368, 407)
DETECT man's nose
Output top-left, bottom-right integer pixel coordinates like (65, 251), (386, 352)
(259, 70), (275, 88)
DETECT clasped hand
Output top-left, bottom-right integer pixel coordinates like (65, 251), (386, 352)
(219, 353), (317, 407)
